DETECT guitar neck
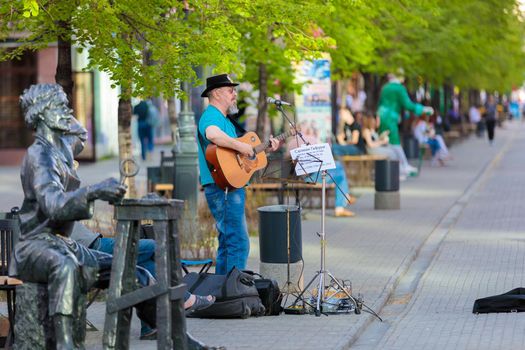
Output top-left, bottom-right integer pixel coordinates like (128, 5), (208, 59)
(253, 131), (293, 154)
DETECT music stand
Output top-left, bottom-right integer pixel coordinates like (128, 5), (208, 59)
(288, 143), (362, 316)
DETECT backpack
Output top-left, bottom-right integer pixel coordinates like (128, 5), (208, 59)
(183, 268), (265, 319)
(243, 270), (283, 316)
(473, 288), (525, 314)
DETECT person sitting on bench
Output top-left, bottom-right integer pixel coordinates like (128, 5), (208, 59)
(413, 115), (449, 167)
(288, 125), (356, 217)
(332, 108), (365, 157)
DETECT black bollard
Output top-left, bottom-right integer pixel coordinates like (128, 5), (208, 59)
(374, 160), (400, 210)
(403, 136), (420, 160)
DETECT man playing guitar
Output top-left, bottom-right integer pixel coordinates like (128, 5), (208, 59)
(197, 74), (282, 275)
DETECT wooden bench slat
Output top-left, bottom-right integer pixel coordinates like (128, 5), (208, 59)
(338, 154), (387, 187)
(247, 183), (335, 190)
(154, 184), (174, 191)
(339, 154), (388, 161)
(0, 276), (23, 286)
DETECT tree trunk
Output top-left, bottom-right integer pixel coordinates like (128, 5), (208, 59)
(55, 21), (74, 104)
(330, 79), (339, 138)
(431, 86), (440, 114)
(443, 83), (451, 127)
(167, 96), (178, 146)
(363, 72), (378, 112)
(118, 96), (136, 197)
(280, 91), (296, 134)
(256, 63), (268, 137)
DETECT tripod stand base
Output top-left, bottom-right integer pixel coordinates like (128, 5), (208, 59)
(260, 261), (304, 293)
(291, 269), (362, 317)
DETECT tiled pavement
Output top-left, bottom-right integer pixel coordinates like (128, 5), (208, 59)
(355, 122), (525, 350)
(0, 122), (520, 349)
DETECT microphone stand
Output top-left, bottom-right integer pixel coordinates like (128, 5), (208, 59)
(276, 104), (309, 147)
(272, 103), (307, 301)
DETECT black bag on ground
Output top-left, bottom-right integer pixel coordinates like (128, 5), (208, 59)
(243, 271), (283, 316)
(473, 288), (525, 314)
(183, 267), (265, 319)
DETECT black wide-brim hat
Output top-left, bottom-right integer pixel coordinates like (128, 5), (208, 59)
(201, 74), (239, 98)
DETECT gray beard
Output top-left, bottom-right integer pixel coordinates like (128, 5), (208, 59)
(43, 117), (70, 132)
(227, 103), (239, 115)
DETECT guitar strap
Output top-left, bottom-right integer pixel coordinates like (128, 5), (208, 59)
(226, 114), (247, 137)
(197, 129), (214, 174)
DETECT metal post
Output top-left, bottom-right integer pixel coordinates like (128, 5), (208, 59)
(316, 170), (327, 316)
(174, 82), (199, 215)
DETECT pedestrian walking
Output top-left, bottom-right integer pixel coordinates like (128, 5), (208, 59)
(134, 99), (158, 160)
(485, 95), (497, 145)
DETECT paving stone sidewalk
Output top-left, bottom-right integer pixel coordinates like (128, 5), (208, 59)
(0, 124), (511, 349)
(355, 122), (525, 350)
(176, 129), (505, 350)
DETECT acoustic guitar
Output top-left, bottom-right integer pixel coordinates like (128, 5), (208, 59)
(205, 130), (294, 190)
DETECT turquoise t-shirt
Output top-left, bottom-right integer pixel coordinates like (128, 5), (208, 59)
(197, 105), (238, 186)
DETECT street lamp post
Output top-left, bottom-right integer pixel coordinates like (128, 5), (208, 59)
(174, 81), (199, 216)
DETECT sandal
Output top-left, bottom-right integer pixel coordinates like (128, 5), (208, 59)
(185, 295), (216, 315)
(334, 207), (355, 217)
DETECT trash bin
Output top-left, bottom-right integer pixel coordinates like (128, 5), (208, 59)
(375, 160), (399, 192)
(403, 136), (419, 159)
(258, 205), (302, 264)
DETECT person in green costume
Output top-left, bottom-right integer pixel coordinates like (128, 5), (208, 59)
(377, 71), (433, 177)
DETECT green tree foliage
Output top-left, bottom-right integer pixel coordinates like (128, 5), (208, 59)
(1, 1), (333, 97)
(320, 0), (438, 79)
(321, 0), (525, 93)
(2, 0), (525, 100)
(22, 0), (39, 17)
(207, 0), (335, 134)
(1, 1), (237, 98)
(226, 0), (333, 89)
(420, 0), (525, 91)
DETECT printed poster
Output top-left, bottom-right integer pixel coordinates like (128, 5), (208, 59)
(294, 58), (332, 143)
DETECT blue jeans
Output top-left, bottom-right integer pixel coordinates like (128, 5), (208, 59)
(93, 237), (191, 303)
(96, 237), (156, 278)
(138, 122), (154, 160)
(426, 139), (440, 156)
(316, 161), (350, 208)
(204, 184), (249, 275)
(332, 144), (362, 156)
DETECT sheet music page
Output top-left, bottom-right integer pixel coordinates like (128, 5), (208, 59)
(289, 143), (336, 176)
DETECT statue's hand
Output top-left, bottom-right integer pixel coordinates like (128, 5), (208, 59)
(88, 178), (127, 203)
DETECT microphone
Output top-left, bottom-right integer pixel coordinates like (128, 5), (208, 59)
(267, 97), (292, 106)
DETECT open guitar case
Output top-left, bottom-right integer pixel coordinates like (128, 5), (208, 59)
(473, 288), (525, 314)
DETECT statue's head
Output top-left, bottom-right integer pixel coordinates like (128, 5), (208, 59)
(64, 118), (88, 157)
(64, 117), (88, 157)
(20, 84), (73, 132)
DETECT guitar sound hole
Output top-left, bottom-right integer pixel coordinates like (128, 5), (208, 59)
(248, 154), (256, 161)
